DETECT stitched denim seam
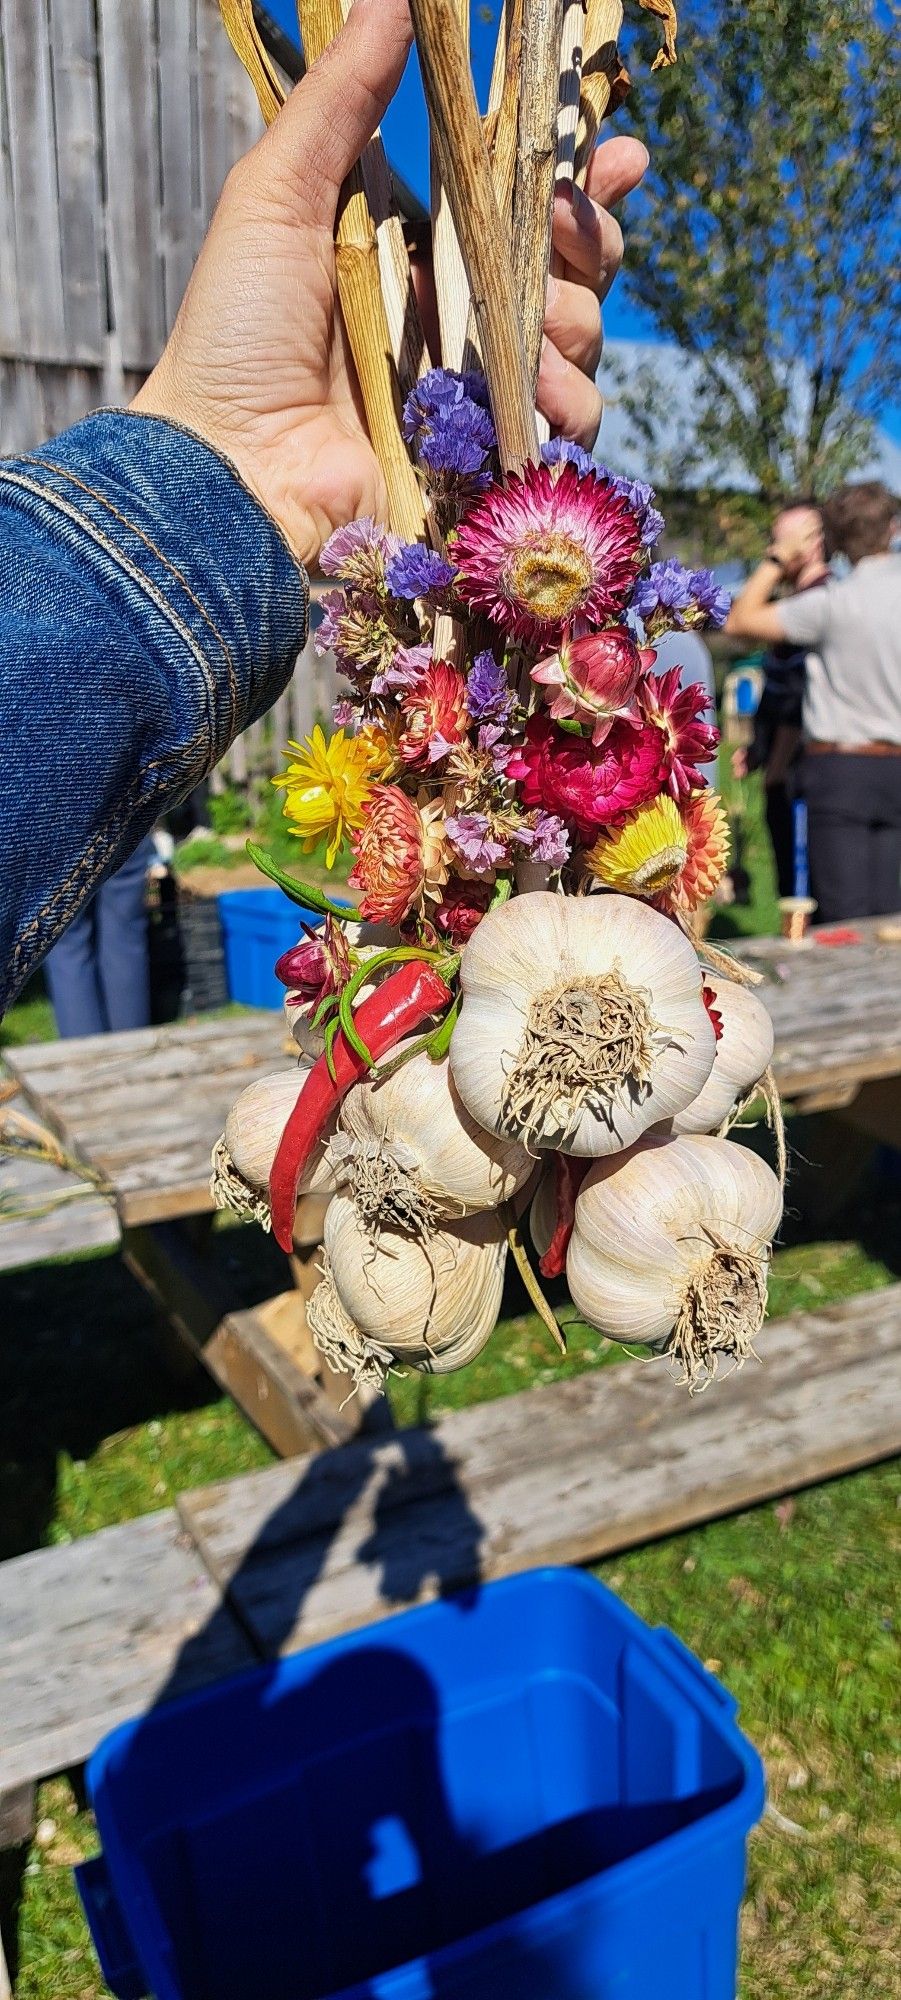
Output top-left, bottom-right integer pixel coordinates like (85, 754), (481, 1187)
(0, 469), (228, 758)
(23, 455), (240, 739)
(10, 743), (205, 982)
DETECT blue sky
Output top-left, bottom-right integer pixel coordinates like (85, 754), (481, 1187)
(262, 3), (900, 446)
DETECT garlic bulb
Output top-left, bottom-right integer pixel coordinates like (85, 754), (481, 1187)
(327, 1045), (533, 1234)
(311, 1194), (506, 1385)
(286, 922), (397, 1056)
(450, 891), (717, 1157)
(567, 1131), (783, 1388)
(222, 1069), (337, 1195)
(673, 978), (775, 1135)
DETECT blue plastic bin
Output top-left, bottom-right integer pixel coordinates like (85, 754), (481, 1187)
(77, 1569), (763, 2000)
(217, 887), (324, 1011)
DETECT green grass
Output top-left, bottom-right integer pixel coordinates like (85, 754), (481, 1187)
(1, 768), (898, 1995)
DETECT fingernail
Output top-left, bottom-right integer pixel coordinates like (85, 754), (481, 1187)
(546, 275), (561, 311)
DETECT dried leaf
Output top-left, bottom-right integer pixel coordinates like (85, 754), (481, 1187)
(638, 0), (678, 69)
(219, 0), (286, 125)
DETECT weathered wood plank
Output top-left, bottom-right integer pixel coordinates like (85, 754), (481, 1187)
(0, 25), (22, 355)
(2, 0), (67, 361)
(156, 0), (200, 333)
(0, 1508), (255, 1796)
(178, 1287), (901, 1658)
(96, 0), (166, 371)
(47, 0), (106, 362)
(121, 1222), (357, 1454)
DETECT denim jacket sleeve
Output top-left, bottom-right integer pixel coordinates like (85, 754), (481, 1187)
(0, 410), (308, 1012)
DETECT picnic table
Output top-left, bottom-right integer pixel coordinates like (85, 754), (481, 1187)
(4, 914), (901, 1458)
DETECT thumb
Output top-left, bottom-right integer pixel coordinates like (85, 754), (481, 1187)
(263, 0), (413, 226)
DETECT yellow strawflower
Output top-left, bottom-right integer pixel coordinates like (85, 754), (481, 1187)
(274, 726), (387, 868)
(586, 795), (688, 898)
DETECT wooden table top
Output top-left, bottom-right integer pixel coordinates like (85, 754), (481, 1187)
(6, 914), (901, 1227)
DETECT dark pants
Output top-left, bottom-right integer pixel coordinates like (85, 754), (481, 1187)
(44, 838), (155, 1037)
(764, 781), (796, 899)
(802, 753), (901, 924)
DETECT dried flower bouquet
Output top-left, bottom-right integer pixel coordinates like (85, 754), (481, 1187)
(214, 0), (784, 1394)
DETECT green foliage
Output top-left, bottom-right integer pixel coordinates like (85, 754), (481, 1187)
(619, 0), (900, 496)
(206, 786), (250, 837)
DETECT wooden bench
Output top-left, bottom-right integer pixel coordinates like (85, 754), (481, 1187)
(4, 915), (900, 1454)
(3, 1284), (899, 1849)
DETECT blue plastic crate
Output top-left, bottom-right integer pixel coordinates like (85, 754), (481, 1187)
(77, 1569), (763, 2000)
(217, 887), (324, 1011)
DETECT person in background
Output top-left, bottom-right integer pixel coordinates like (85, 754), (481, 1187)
(726, 481), (901, 923)
(730, 500), (828, 898)
(43, 836), (158, 1037)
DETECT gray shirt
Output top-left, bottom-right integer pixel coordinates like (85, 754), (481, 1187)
(779, 554), (901, 745)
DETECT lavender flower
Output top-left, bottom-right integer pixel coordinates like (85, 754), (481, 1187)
(315, 592), (346, 656)
(612, 477), (665, 548)
(445, 812), (509, 873)
(466, 650), (515, 725)
(385, 543), (456, 600)
(331, 697), (358, 728)
(513, 812), (571, 868)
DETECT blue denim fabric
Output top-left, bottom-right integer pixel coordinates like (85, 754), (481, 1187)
(0, 411), (308, 1012)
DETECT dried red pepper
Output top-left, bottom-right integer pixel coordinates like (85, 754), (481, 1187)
(269, 960), (453, 1252)
(538, 1152), (591, 1280)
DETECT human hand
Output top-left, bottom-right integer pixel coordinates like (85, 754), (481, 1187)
(731, 747), (749, 780)
(769, 508), (823, 582)
(133, 0), (648, 569)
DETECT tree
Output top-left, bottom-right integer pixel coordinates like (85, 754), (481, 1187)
(616, 0), (900, 498)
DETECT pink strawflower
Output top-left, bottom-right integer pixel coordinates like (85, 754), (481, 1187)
(531, 626), (643, 745)
(639, 666), (720, 801)
(519, 713), (666, 841)
(399, 659), (469, 768)
(349, 786), (447, 925)
(453, 461), (642, 646)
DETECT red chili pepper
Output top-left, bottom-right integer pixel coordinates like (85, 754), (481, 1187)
(538, 1153), (591, 1280)
(269, 961), (453, 1252)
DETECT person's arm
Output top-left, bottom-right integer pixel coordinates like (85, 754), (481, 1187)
(0, 413), (306, 1011)
(724, 556), (790, 645)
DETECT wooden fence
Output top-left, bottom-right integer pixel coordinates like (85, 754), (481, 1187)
(0, 0), (262, 451)
(0, 0), (338, 774)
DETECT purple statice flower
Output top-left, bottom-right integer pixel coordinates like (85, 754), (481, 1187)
(315, 591), (347, 656)
(614, 478), (665, 548)
(385, 543), (456, 601)
(320, 517), (400, 590)
(403, 368), (496, 491)
(631, 558), (696, 634)
(445, 812), (509, 874)
(476, 723), (519, 776)
(466, 650), (515, 725)
(689, 567), (731, 629)
(370, 642), (433, 696)
(541, 437), (598, 478)
(632, 559), (731, 636)
(513, 812), (571, 869)
(331, 697), (358, 728)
